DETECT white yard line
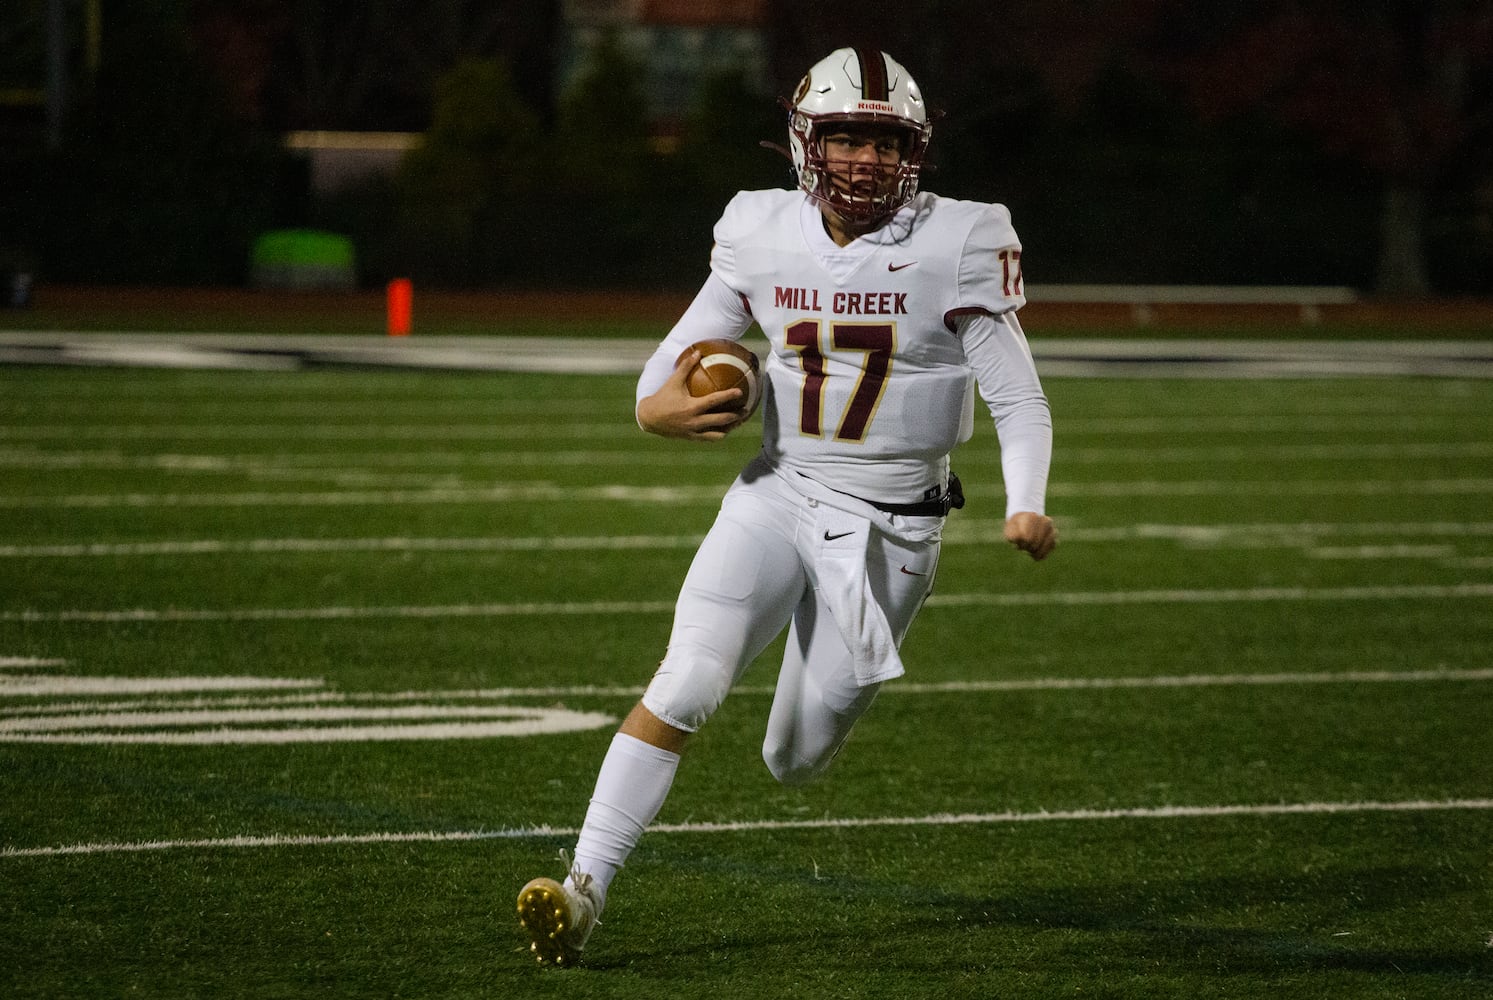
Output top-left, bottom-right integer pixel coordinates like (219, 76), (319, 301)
(5, 798), (1490, 859)
(0, 483), (723, 508)
(3, 583), (1490, 624)
(0, 449), (731, 470)
(0, 415), (1477, 441)
(1305, 545), (1458, 560)
(3, 477), (1493, 510)
(0, 423), (642, 441)
(0, 675), (322, 694)
(0, 534), (707, 558)
(11, 667), (1491, 709)
(4, 440), (1491, 472)
(2, 520), (1492, 558)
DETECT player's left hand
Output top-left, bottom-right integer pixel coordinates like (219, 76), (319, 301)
(1004, 511), (1057, 561)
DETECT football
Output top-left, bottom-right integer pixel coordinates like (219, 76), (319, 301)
(677, 339), (762, 421)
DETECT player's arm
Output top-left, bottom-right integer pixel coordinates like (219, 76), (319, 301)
(959, 308), (1056, 561)
(636, 272), (753, 441)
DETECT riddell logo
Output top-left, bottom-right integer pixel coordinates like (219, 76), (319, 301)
(855, 100), (895, 113)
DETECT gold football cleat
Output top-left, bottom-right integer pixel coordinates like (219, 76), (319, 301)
(516, 873), (600, 967)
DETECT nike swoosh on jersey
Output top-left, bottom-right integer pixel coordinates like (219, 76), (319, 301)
(823, 530), (855, 541)
(899, 565), (927, 576)
(887, 261), (917, 272)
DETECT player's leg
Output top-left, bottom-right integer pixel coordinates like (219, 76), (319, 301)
(584, 484), (806, 872)
(640, 490), (807, 735)
(762, 527), (939, 785)
(519, 479), (806, 965)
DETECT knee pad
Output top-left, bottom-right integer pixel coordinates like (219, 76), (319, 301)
(761, 734), (842, 787)
(762, 741), (823, 787)
(640, 643), (736, 734)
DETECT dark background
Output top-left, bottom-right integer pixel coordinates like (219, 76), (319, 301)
(1, 0), (1489, 296)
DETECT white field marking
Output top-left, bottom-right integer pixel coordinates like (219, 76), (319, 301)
(18, 666), (1491, 714)
(1026, 521), (1493, 542)
(0, 706), (618, 745)
(0, 449), (733, 471)
(4, 392), (1456, 417)
(0, 414), (1475, 441)
(1045, 478), (1493, 498)
(883, 667), (1493, 694)
(1305, 545), (1458, 560)
(7, 440), (1490, 473)
(2, 585), (1493, 623)
(0, 534), (707, 558)
(1060, 441), (1493, 465)
(925, 583), (1493, 609)
(0, 601), (673, 623)
(6, 478), (1493, 511)
(6, 798), (1491, 859)
(0, 705), (537, 730)
(0, 674), (324, 696)
(0, 483), (729, 509)
(950, 520), (1493, 548)
(0, 399), (630, 419)
(4, 521), (1492, 560)
(5, 583), (1492, 625)
(0, 657), (67, 669)
(1057, 414), (1468, 435)
(0, 422), (640, 441)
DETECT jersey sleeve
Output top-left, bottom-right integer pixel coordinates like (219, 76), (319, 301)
(957, 308), (1051, 517)
(953, 203), (1025, 321)
(706, 191), (752, 294)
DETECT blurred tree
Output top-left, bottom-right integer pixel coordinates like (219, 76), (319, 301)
(188, 0), (562, 130)
(0, 2), (47, 94)
(40, 0), (287, 284)
(764, 0), (1493, 293)
(546, 32), (679, 286)
(389, 57), (543, 283)
(1153, 0), (1493, 295)
(677, 65), (788, 202)
(554, 30), (653, 195)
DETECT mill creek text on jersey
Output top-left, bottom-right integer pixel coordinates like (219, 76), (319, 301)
(774, 287), (909, 315)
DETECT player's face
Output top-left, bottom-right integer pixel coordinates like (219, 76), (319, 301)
(819, 126), (905, 210)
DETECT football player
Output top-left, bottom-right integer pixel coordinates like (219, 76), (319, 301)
(517, 46), (1056, 966)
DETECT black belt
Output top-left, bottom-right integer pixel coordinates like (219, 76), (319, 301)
(819, 473), (966, 518)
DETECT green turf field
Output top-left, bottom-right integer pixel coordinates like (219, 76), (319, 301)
(2, 362), (1490, 998)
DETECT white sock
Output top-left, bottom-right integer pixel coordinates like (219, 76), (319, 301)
(567, 732), (681, 905)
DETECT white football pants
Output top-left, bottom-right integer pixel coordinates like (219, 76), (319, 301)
(641, 461), (940, 785)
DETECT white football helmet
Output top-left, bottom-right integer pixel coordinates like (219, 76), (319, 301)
(787, 48), (931, 224)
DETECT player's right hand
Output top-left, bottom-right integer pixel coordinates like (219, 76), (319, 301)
(636, 350), (746, 441)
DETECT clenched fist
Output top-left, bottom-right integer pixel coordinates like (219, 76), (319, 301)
(1004, 511), (1057, 561)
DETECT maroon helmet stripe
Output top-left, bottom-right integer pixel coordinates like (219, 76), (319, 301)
(856, 48), (889, 101)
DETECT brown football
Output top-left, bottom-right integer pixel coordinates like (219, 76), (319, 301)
(677, 339), (762, 420)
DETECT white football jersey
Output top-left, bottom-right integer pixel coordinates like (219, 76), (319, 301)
(719, 190), (1025, 502)
(640, 189), (1044, 508)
